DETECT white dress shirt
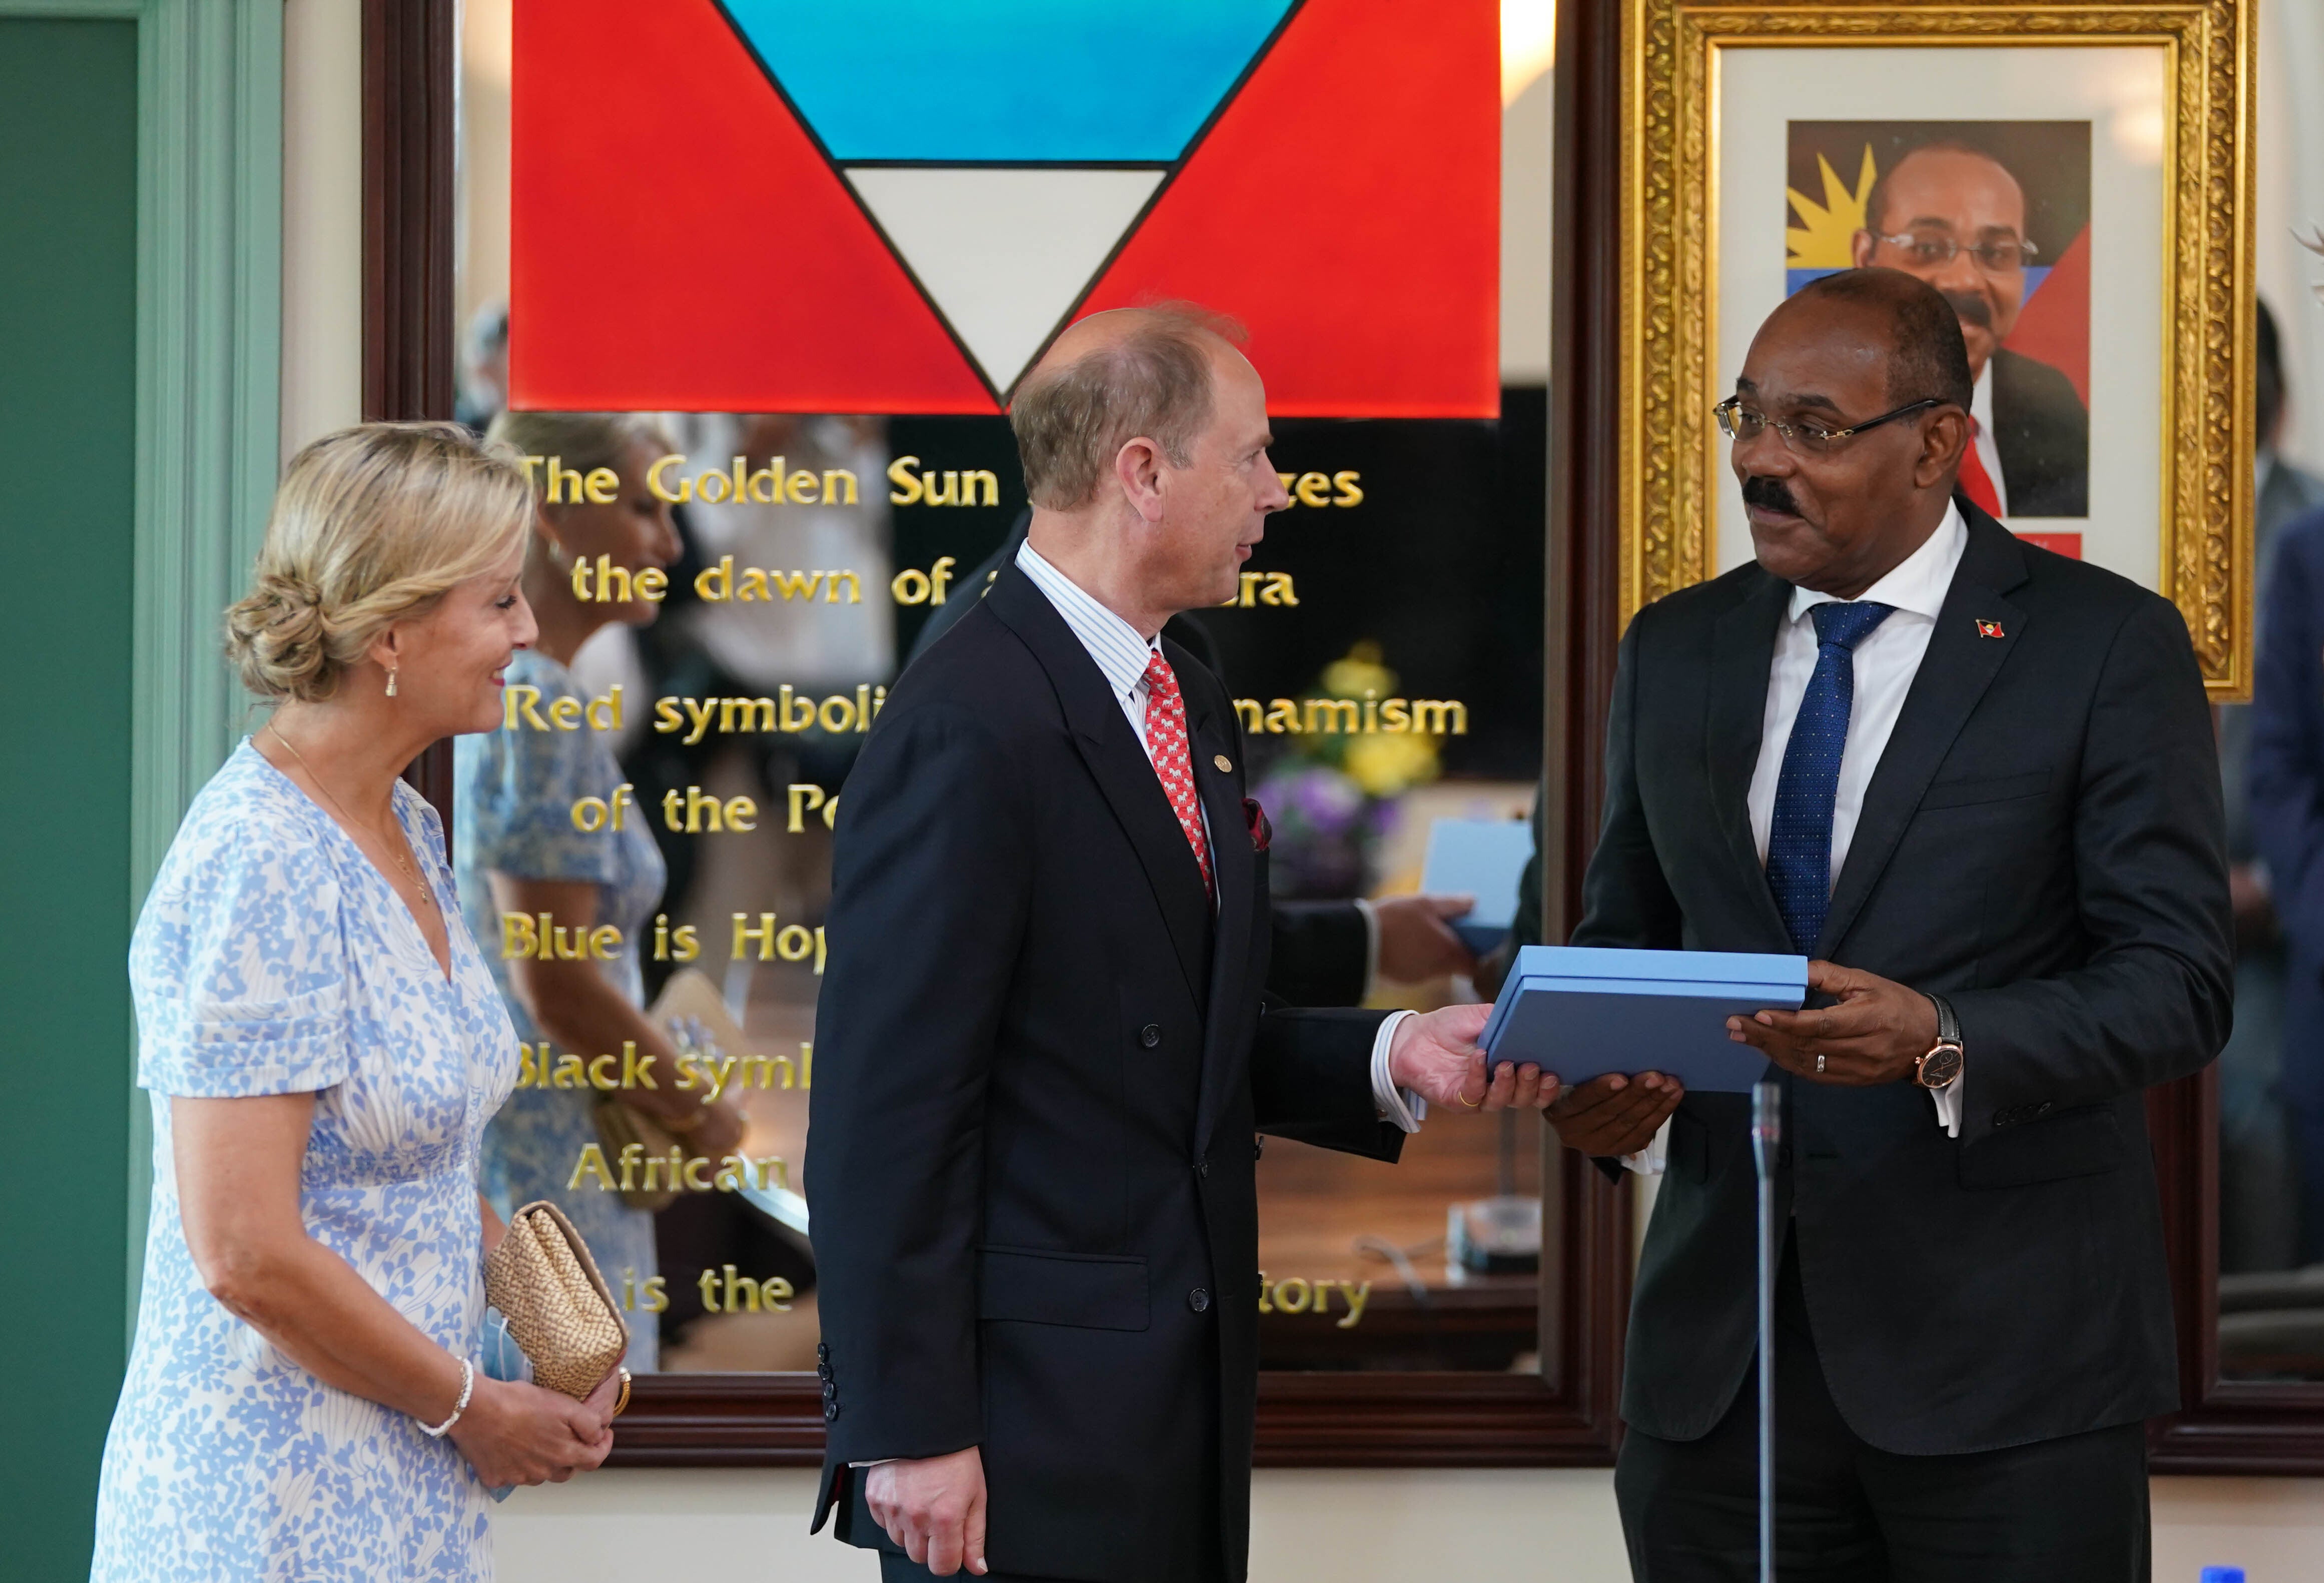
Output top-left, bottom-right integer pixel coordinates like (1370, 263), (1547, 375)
(1970, 364), (2008, 517)
(1629, 504), (1969, 1174)
(1015, 541), (1423, 1131)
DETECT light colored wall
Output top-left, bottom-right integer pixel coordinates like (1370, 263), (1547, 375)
(2155, 1477), (2324, 1578)
(491, 1467), (2324, 1580)
(280, 0), (361, 460)
(490, 1467), (1631, 1582)
(456, 0), (511, 344)
(1500, 64), (1552, 384)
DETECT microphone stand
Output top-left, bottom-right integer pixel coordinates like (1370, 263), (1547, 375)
(1751, 1077), (1782, 1583)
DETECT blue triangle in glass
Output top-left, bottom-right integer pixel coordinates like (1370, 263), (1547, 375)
(721, 0), (1294, 164)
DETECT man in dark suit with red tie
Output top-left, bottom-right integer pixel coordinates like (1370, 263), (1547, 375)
(805, 305), (1551, 1582)
(1548, 268), (2228, 1579)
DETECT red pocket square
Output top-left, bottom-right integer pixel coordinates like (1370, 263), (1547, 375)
(1243, 797), (1272, 853)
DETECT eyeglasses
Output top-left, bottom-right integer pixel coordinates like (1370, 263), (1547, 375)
(1714, 396), (1944, 455)
(1870, 231), (2039, 273)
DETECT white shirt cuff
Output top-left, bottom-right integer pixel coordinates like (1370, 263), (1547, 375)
(1930, 1075), (1962, 1138)
(1353, 897), (1381, 1001)
(1370, 1009), (1423, 1132)
(1622, 1118), (1671, 1175)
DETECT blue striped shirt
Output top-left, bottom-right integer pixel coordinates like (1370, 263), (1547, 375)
(1014, 537), (1168, 766)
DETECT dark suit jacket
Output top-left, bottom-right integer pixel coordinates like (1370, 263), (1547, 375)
(906, 511), (1373, 1009)
(1990, 347), (2089, 518)
(2247, 503), (2324, 1113)
(1577, 503), (2229, 1453)
(2222, 461), (2324, 863)
(807, 563), (1402, 1582)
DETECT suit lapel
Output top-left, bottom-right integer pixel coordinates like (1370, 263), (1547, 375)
(1816, 509), (2029, 956)
(1183, 676), (1253, 1153)
(986, 566), (1213, 1008)
(1708, 573), (1794, 948)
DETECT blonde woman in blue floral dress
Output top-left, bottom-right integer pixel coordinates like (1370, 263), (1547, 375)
(93, 424), (621, 1582)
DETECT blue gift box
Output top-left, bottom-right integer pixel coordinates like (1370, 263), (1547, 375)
(1480, 946), (1809, 1094)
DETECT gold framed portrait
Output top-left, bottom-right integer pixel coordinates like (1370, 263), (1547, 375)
(1618, 0), (2255, 695)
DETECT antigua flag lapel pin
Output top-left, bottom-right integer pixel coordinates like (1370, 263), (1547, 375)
(1975, 619), (2005, 639)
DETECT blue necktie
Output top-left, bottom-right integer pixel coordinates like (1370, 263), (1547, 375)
(1766, 600), (1895, 954)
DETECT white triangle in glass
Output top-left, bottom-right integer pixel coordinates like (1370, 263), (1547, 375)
(844, 166), (1167, 394)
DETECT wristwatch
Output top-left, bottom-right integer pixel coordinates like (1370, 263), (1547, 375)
(1916, 994), (1964, 1091)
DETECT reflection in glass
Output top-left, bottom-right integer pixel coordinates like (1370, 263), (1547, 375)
(1238, 407), (1549, 1372)
(2217, 301), (2324, 1378)
(452, 0), (1553, 1377)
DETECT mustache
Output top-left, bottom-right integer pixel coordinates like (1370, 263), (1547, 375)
(1741, 475), (1800, 516)
(1944, 290), (1993, 330)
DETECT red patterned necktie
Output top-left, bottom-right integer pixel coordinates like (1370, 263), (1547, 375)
(1958, 417), (2004, 518)
(1141, 649), (1214, 902)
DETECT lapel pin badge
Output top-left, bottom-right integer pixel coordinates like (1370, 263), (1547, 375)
(1975, 620), (2005, 639)
(1213, 754), (1233, 773)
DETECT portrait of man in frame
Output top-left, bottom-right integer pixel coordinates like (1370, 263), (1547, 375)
(1787, 121), (2092, 528)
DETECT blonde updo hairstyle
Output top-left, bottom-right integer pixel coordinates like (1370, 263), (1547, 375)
(485, 410), (670, 574)
(225, 421), (534, 703)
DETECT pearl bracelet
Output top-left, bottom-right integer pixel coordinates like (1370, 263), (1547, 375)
(418, 1357), (474, 1438)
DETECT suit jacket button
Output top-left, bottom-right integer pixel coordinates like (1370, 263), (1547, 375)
(1254, 1137), (1266, 1161)
(1196, 1156), (1210, 1178)
(823, 1399), (840, 1422)
(1189, 1287), (1212, 1312)
(1140, 1024), (1161, 1049)
(2035, 1102), (2054, 1117)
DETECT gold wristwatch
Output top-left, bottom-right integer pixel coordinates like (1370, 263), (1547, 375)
(1916, 993), (1964, 1091)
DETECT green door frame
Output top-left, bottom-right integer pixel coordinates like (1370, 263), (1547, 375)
(5, 0), (284, 1331)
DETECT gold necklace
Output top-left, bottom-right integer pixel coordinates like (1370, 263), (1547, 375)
(268, 721), (436, 910)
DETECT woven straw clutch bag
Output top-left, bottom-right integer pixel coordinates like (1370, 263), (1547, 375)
(484, 1200), (629, 1399)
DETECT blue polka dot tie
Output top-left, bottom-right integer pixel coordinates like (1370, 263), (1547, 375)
(1766, 600), (1894, 954)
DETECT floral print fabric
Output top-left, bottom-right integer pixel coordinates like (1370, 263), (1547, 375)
(94, 741), (517, 1581)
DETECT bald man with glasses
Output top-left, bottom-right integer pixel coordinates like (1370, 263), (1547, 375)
(1547, 268), (2227, 1580)
(1849, 141), (2088, 518)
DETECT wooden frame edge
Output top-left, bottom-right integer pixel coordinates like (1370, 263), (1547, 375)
(363, 0), (458, 812)
(2146, 1064), (2324, 1474)
(600, 1149), (1631, 1468)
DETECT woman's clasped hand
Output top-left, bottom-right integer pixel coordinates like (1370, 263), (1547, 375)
(448, 1369), (622, 1487)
